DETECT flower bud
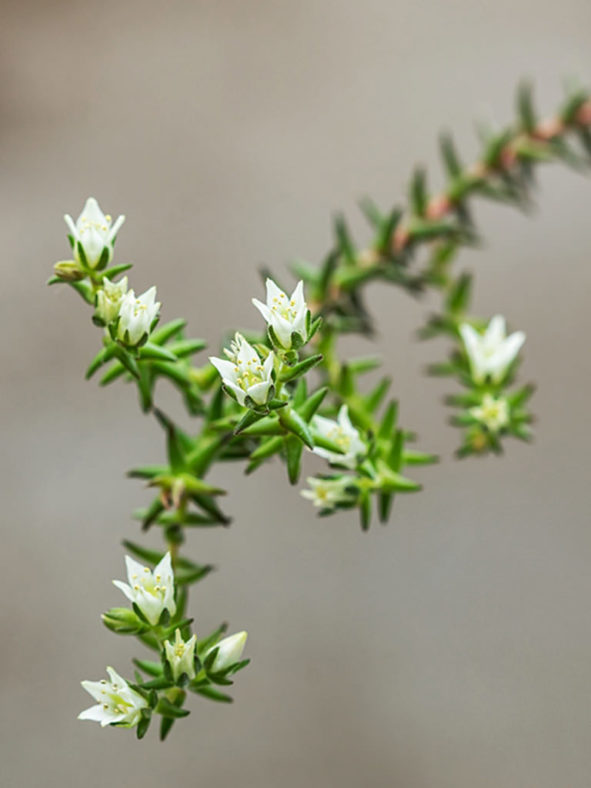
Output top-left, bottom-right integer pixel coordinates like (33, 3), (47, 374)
(204, 631), (248, 673)
(101, 606), (144, 634)
(53, 260), (86, 281)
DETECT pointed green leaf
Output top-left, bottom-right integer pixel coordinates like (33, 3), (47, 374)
(285, 435), (303, 485)
(279, 408), (314, 449)
(279, 354), (323, 383)
(194, 685), (233, 703)
(139, 342), (178, 362)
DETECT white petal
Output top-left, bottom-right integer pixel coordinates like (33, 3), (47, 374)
(236, 336), (258, 366)
(124, 555), (147, 583)
(491, 332), (526, 381)
(209, 356), (239, 385)
(486, 314), (507, 344)
(459, 323), (480, 355)
(79, 197), (106, 225)
(312, 414), (337, 439)
(337, 405), (355, 433)
(154, 551), (173, 582)
(63, 214), (79, 239)
(459, 323), (485, 383)
(504, 330), (526, 358)
(138, 286), (157, 308)
(252, 298), (272, 323)
(270, 314), (293, 347)
(78, 704), (121, 725)
(265, 278), (286, 306)
(135, 589), (164, 626)
(290, 280), (305, 310)
(112, 580), (135, 603)
(312, 446), (335, 463)
(247, 380), (272, 405)
(224, 381), (247, 406)
(81, 227), (106, 267)
(108, 214), (126, 241)
(106, 666), (129, 688)
(80, 680), (107, 703)
(262, 351), (275, 379)
(292, 306), (308, 337)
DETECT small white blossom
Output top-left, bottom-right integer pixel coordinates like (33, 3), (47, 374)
(252, 278), (308, 349)
(204, 631), (248, 673)
(210, 333), (275, 407)
(164, 629), (197, 682)
(469, 393), (510, 432)
(459, 315), (525, 384)
(312, 405), (366, 468)
(301, 475), (355, 509)
(64, 197), (125, 269)
(113, 552), (176, 626)
(117, 286), (160, 346)
(95, 276), (128, 325)
(78, 666), (147, 728)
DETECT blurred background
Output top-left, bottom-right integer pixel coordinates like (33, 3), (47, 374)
(2, 1), (590, 786)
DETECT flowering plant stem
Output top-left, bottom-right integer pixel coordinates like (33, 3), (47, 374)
(48, 80), (591, 739)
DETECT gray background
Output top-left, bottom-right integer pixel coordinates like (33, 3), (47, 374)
(2, 1), (590, 786)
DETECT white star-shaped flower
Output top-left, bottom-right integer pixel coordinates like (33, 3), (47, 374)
(469, 393), (510, 432)
(117, 286), (160, 346)
(311, 405), (366, 468)
(300, 475), (355, 509)
(459, 315), (525, 384)
(113, 552), (176, 626)
(210, 333), (275, 407)
(78, 666), (147, 728)
(95, 276), (128, 325)
(64, 197), (125, 269)
(252, 278), (308, 349)
(164, 629), (198, 682)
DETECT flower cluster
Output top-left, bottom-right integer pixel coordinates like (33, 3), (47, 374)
(209, 277), (314, 412)
(56, 197), (162, 348)
(431, 313), (532, 455)
(81, 553), (249, 735)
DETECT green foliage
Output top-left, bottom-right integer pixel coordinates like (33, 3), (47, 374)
(49, 80), (591, 739)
